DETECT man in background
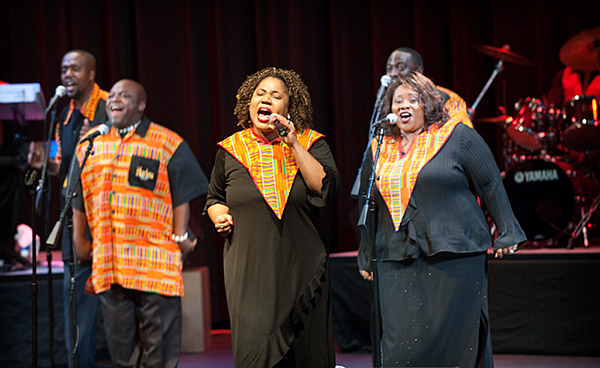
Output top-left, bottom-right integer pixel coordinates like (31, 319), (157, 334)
(28, 49), (108, 368)
(386, 47), (473, 127)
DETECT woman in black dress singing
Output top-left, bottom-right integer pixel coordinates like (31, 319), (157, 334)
(358, 71), (526, 367)
(205, 67), (340, 368)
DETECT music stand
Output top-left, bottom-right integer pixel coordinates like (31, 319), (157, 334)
(0, 83), (45, 265)
(0, 83), (46, 123)
(0, 83), (48, 368)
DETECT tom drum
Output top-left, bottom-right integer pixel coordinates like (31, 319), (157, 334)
(561, 95), (600, 152)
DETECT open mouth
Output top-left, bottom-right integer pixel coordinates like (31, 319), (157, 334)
(110, 106), (124, 119)
(257, 107), (272, 123)
(399, 112), (412, 122)
(64, 81), (77, 93)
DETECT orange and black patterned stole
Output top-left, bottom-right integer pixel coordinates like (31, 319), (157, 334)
(372, 119), (460, 231)
(55, 83), (109, 179)
(61, 83), (108, 127)
(437, 85), (473, 128)
(218, 128), (324, 219)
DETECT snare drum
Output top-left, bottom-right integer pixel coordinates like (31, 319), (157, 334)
(561, 95), (600, 152)
(502, 158), (599, 246)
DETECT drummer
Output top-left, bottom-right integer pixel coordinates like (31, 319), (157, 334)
(544, 27), (600, 106)
(543, 27), (600, 177)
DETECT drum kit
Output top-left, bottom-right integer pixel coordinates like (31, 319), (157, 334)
(475, 27), (600, 248)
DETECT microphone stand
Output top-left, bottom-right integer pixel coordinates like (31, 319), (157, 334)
(35, 101), (58, 215)
(25, 170), (39, 368)
(33, 101), (60, 367)
(357, 126), (386, 368)
(47, 139), (96, 368)
(350, 82), (387, 198)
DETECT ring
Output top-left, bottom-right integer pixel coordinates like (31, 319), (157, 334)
(509, 249), (515, 254)
(219, 224), (223, 229)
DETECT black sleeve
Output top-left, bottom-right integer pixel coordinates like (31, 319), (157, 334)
(357, 145), (375, 272)
(167, 140), (208, 207)
(203, 147), (228, 214)
(70, 156), (85, 212)
(305, 138), (341, 207)
(460, 125), (527, 249)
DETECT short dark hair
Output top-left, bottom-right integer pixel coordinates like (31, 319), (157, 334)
(65, 49), (97, 72)
(393, 47), (424, 70)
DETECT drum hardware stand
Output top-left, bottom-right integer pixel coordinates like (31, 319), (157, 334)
(568, 194), (599, 249)
(471, 44), (533, 119)
(469, 59), (503, 119)
(501, 119), (513, 171)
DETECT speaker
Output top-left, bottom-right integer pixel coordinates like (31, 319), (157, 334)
(181, 267), (212, 352)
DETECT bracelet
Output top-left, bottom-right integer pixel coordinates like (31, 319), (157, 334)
(172, 232), (189, 243)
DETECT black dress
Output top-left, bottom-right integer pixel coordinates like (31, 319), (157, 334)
(205, 135), (340, 368)
(358, 123), (527, 367)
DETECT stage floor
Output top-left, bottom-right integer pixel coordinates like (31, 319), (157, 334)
(179, 330), (600, 368)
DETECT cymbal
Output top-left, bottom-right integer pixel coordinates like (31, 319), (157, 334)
(478, 115), (511, 124)
(475, 44), (534, 67)
(559, 27), (600, 72)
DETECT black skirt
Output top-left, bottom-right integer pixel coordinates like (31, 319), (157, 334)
(377, 251), (493, 368)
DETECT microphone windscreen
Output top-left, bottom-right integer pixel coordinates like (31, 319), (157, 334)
(55, 85), (67, 97)
(380, 75), (392, 87)
(97, 123), (110, 135)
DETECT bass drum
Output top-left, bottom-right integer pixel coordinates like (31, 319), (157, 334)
(502, 159), (599, 246)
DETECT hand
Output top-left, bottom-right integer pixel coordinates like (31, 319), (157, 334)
(270, 113), (297, 145)
(359, 270), (373, 281)
(494, 244), (519, 258)
(27, 141), (45, 169)
(214, 214), (233, 237)
(78, 118), (91, 141)
(76, 239), (93, 262)
(179, 237), (198, 258)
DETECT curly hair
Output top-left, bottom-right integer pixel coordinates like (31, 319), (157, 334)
(234, 67), (314, 130)
(381, 71), (449, 137)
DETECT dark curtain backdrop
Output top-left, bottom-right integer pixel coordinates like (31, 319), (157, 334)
(2, 0), (598, 326)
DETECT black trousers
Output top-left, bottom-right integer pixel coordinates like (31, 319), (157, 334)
(99, 285), (182, 368)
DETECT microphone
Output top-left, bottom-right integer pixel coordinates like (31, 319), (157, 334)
(374, 113), (398, 127)
(79, 123), (110, 144)
(376, 75), (392, 101)
(45, 85), (67, 114)
(269, 113), (288, 137)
